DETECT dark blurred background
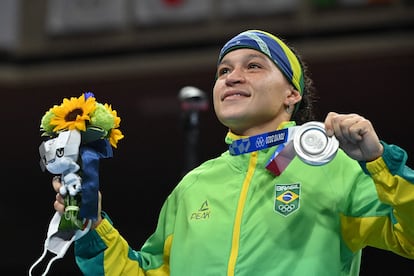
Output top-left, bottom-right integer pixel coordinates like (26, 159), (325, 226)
(1, 0), (413, 275)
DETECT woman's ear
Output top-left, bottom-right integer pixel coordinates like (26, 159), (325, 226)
(284, 87), (302, 106)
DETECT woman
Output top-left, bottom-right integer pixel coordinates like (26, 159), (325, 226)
(52, 29), (414, 275)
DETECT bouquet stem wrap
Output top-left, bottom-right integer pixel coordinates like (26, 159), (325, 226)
(79, 139), (113, 220)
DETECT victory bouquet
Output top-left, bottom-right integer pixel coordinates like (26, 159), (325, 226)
(30, 92), (124, 275)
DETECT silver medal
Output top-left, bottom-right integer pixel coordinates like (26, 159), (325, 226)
(293, 121), (339, 165)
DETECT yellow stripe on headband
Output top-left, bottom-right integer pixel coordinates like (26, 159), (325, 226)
(256, 30), (304, 95)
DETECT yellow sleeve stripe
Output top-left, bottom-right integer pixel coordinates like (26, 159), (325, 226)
(341, 214), (414, 258)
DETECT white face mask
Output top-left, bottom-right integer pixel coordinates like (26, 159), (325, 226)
(29, 212), (91, 276)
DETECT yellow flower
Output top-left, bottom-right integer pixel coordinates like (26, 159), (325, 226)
(50, 94), (97, 132)
(105, 103), (121, 128)
(40, 92), (124, 148)
(104, 103), (124, 148)
(109, 128), (124, 148)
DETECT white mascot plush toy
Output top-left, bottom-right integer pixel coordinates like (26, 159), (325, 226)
(39, 129), (82, 197)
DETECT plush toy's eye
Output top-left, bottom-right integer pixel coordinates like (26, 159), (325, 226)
(56, 147), (64, 158)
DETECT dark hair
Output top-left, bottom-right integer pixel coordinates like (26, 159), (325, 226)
(290, 48), (319, 125)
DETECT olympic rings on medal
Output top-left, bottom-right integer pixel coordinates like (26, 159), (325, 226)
(293, 121), (339, 166)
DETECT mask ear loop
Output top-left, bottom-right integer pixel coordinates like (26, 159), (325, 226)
(28, 246), (48, 275)
(29, 236), (76, 276)
(29, 212), (91, 276)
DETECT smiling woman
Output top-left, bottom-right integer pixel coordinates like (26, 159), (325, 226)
(39, 29), (414, 276)
(0, 28), (406, 273)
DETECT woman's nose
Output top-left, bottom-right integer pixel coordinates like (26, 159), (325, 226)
(225, 67), (245, 85)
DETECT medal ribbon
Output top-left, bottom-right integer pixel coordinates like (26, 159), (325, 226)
(229, 128), (292, 155)
(228, 123), (338, 176)
(228, 127), (298, 176)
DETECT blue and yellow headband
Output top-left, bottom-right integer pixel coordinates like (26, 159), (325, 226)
(218, 30), (305, 95)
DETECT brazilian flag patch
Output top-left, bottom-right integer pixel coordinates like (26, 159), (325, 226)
(275, 183), (300, 217)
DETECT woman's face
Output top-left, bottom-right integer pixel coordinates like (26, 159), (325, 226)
(213, 48), (298, 136)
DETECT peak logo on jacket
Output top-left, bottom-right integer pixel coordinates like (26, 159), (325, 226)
(190, 200), (210, 220)
(275, 184), (300, 216)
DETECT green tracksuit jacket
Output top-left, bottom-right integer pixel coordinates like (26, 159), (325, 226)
(75, 124), (414, 275)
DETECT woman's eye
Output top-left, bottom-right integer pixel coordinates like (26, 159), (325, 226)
(218, 67), (230, 76)
(248, 63), (261, 69)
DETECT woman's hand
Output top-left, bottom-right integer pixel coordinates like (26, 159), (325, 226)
(324, 112), (383, 162)
(52, 176), (103, 229)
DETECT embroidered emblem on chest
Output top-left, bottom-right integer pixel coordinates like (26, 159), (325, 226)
(274, 183), (300, 216)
